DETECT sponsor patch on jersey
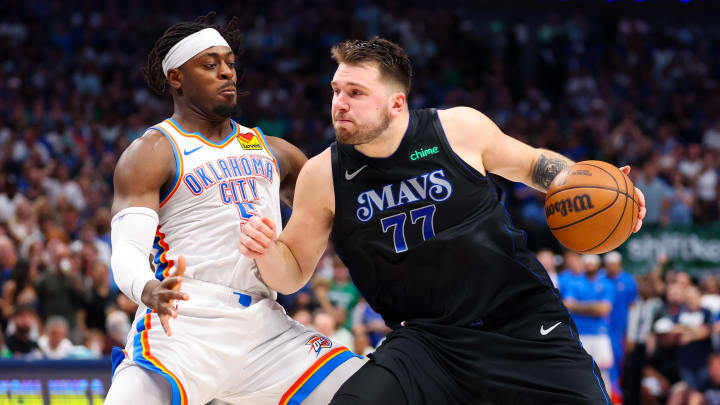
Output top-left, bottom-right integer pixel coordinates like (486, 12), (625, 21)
(237, 132), (263, 150)
(305, 335), (332, 357)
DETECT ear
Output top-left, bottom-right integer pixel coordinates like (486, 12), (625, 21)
(167, 68), (183, 93)
(389, 92), (406, 118)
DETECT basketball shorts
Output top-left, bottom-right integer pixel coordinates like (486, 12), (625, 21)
(110, 278), (365, 405)
(345, 287), (611, 405)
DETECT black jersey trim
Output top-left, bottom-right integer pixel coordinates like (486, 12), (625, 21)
(431, 109), (487, 185)
(330, 142), (344, 254)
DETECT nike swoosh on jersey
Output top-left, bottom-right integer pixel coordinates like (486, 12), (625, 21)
(540, 321), (562, 335)
(345, 165), (368, 181)
(183, 146), (203, 155)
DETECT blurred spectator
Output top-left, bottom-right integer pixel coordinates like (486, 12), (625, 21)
(603, 251), (637, 396)
(678, 144), (703, 179)
(701, 275), (720, 317)
(642, 282), (687, 404)
(672, 286), (713, 390)
(80, 262), (111, 333)
(0, 331), (11, 358)
(5, 304), (41, 359)
(634, 159), (672, 227)
(0, 259), (38, 321)
(313, 310), (353, 350)
(563, 254), (614, 390)
(665, 172), (694, 225)
(290, 308), (312, 328)
(692, 353), (720, 405)
(83, 329), (106, 358)
(0, 235), (17, 288)
(35, 239), (86, 342)
(351, 299), (390, 348)
(313, 256), (361, 329)
(104, 309), (131, 351)
(703, 117), (720, 151)
(37, 315), (73, 359)
(536, 248), (559, 287)
(558, 250), (585, 296)
(695, 151), (718, 223)
(624, 275), (664, 405)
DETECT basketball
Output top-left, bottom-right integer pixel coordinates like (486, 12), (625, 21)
(545, 160), (638, 254)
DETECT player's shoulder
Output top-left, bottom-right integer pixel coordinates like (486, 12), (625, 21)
(303, 147), (332, 175)
(115, 127), (174, 175)
(436, 106), (498, 140)
(437, 106), (490, 123)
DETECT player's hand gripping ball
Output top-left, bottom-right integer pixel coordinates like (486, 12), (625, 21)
(545, 161), (639, 254)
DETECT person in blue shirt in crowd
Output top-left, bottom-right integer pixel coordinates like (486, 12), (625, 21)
(557, 250), (585, 297)
(602, 251), (638, 398)
(563, 254), (615, 395)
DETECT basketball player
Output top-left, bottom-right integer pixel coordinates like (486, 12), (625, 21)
(239, 37), (647, 404)
(105, 15), (364, 405)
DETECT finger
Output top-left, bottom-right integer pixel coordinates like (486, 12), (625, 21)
(239, 230), (270, 252)
(162, 276), (184, 291)
(636, 187), (647, 209)
(245, 217), (276, 240)
(261, 217), (276, 233)
(158, 290), (190, 301)
(633, 219), (643, 233)
(238, 242), (265, 259)
(242, 224), (274, 248)
(619, 165), (631, 175)
(159, 313), (172, 336)
(174, 255), (186, 280)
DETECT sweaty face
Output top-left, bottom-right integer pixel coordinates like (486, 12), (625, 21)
(177, 45), (238, 118)
(331, 63), (392, 145)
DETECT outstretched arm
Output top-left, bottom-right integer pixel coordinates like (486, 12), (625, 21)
(239, 149), (335, 294)
(437, 106), (645, 232)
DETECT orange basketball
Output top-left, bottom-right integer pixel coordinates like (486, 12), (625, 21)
(545, 160), (638, 254)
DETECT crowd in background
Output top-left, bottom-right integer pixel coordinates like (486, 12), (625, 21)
(0, 1), (720, 404)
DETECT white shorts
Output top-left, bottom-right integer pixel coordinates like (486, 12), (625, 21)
(579, 334), (614, 370)
(110, 278), (365, 405)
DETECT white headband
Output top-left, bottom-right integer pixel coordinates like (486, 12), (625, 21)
(161, 28), (230, 77)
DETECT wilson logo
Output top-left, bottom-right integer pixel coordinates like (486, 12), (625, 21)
(546, 194), (595, 217)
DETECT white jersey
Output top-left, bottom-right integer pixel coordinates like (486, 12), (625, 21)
(149, 118), (281, 297)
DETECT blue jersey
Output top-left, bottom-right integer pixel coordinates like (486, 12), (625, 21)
(558, 270), (584, 297)
(564, 274), (614, 335)
(604, 271), (637, 333)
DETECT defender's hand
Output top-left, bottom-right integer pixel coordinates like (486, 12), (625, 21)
(140, 255), (189, 336)
(619, 166), (646, 233)
(238, 216), (276, 259)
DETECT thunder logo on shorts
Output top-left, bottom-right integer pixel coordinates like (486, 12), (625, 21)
(305, 335), (332, 357)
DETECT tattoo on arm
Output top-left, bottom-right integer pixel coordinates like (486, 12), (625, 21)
(531, 154), (569, 191)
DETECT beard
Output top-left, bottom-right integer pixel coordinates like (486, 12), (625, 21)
(334, 111), (391, 145)
(212, 103), (241, 118)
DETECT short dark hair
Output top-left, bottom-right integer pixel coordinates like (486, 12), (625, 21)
(143, 12), (243, 96)
(331, 37), (412, 95)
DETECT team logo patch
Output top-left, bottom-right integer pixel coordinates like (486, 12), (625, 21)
(237, 132), (262, 150)
(305, 335), (332, 357)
